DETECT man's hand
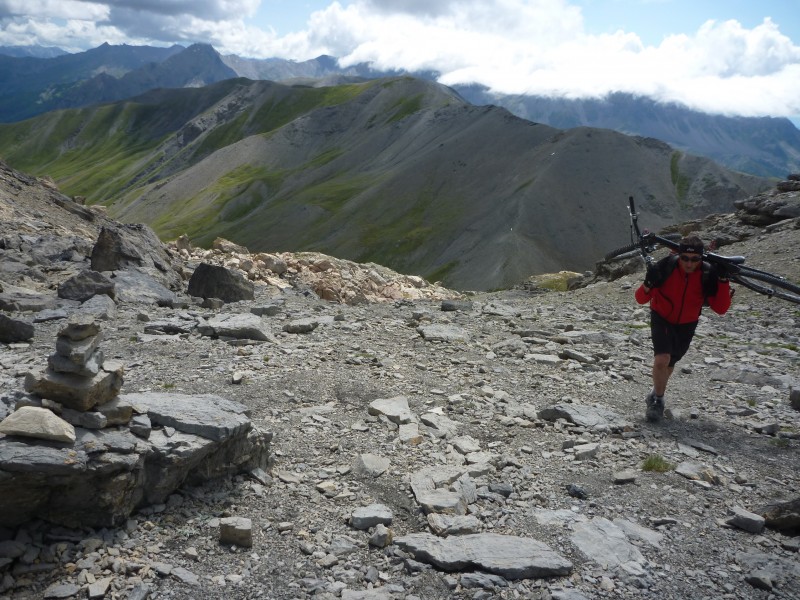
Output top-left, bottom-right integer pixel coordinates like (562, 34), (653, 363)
(644, 264), (662, 289)
(714, 263), (732, 282)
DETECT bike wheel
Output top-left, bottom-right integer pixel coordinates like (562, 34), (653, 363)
(735, 266), (800, 295)
(605, 242), (640, 261)
(732, 273), (800, 304)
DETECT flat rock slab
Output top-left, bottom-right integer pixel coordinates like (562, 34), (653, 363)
(394, 533), (572, 579)
(417, 324), (470, 343)
(538, 403), (632, 432)
(111, 270), (177, 306)
(198, 313), (270, 341)
(122, 392), (251, 442)
(24, 364), (123, 412)
(570, 517), (645, 569)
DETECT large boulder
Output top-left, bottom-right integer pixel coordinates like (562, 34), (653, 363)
(0, 313), (34, 343)
(90, 224), (183, 290)
(187, 263), (254, 302)
(57, 270), (115, 302)
(0, 393), (272, 528)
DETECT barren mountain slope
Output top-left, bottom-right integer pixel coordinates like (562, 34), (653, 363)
(0, 76), (770, 291)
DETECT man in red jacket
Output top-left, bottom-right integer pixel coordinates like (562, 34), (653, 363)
(635, 236), (732, 421)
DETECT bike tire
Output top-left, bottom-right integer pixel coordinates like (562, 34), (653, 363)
(732, 274), (800, 304)
(734, 266), (800, 295)
(605, 242), (640, 261)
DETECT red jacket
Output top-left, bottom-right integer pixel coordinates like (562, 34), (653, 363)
(635, 264), (731, 324)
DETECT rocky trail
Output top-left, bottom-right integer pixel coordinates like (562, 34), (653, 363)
(0, 160), (799, 600)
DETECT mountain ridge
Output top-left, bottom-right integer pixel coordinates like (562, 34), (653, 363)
(0, 43), (797, 179)
(0, 76), (771, 291)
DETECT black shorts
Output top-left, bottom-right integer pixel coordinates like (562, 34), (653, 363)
(650, 311), (698, 367)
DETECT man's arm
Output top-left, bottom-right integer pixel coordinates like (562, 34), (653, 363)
(708, 276), (732, 315)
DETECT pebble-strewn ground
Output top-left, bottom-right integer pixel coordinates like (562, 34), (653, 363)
(1, 161), (799, 599)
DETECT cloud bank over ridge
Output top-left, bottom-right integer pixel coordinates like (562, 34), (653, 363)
(1, 0), (799, 119)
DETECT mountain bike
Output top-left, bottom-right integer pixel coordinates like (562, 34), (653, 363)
(605, 196), (800, 304)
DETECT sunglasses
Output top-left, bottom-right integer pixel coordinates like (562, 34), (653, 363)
(679, 255), (702, 263)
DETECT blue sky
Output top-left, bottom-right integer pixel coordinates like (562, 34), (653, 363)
(1, 0), (798, 121)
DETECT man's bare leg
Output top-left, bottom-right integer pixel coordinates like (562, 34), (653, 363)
(652, 353), (673, 396)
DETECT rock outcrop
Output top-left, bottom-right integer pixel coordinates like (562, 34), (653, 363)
(0, 315), (272, 528)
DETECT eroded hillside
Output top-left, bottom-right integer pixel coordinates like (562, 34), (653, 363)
(0, 77), (771, 291)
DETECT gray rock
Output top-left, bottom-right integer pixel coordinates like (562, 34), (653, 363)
(187, 262), (254, 302)
(612, 518), (663, 548)
(352, 453), (390, 477)
(57, 270), (115, 302)
(171, 566), (200, 586)
(47, 348), (103, 377)
(790, 388), (800, 411)
(570, 517), (644, 569)
(675, 461), (722, 485)
(91, 224), (182, 290)
(43, 582), (82, 598)
(459, 571), (508, 589)
(417, 323), (470, 342)
(283, 317), (319, 334)
(416, 489), (468, 515)
(0, 313), (34, 343)
(538, 403), (632, 432)
(368, 396), (414, 424)
(129, 414), (152, 439)
(60, 407), (107, 430)
(368, 523), (393, 548)
(127, 583), (150, 600)
(78, 293), (117, 320)
(0, 406), (76, 443)
(0, 540), (28, 559)
(87, 577), (112, 599)
(219, 516), (253, 547)
(54, 332), (103, 366)
(251, 301), (284, 316)
(427, 513), (482, 536)
(198, 313), (270, 341)
(394, 533), (572, 579)
(111, 269), (178, 306)
(573, 442), (599, 461)
(122, 392), (251, 442)
(441, 300), (473, 312)
(0, 285), (57, 313)
(745, 570), (774, 591)
(727, 506), (765, 533)
(58, 314), (100, 341)
(24, 363), (123, 412)
(350, 504), (393, 530)
(613, 470), (638, 484)
(420, 412), (460, 437)
(756, 496), (800, 530)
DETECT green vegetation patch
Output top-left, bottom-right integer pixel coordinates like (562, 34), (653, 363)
(296, 173), (375, 213)
(0, 102), (171, 201)
(527, 271), (583, 292)
(252, 83), (370, 134)
(642, 454), (675, 472)
(150, 164), (285, 241)
(424, 261), (458, 284)
(387, 94), (424, 123)
(670, 152), (691, 203)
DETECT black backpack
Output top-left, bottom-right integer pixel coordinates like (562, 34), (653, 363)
(655, 254), (719, 301)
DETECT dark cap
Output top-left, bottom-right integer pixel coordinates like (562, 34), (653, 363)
(678, 240), (704, 254)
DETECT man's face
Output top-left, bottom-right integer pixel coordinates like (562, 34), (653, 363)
(678, 253), (702, 273)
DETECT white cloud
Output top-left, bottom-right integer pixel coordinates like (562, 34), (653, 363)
(0, 0), (798, 118)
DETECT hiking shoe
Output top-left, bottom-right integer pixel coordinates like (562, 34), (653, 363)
(645, 391), (665, 422)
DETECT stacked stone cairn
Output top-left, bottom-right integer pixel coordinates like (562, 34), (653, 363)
(0, 315), (129, 443)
